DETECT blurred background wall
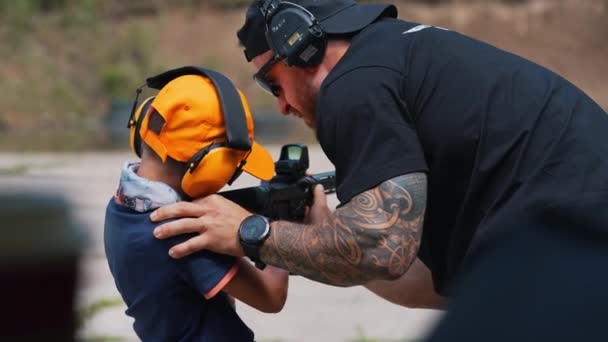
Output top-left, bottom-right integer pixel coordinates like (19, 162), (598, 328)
(0, 0), (606, 152)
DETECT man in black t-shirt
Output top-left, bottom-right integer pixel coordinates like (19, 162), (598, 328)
(151, 1), (608, 340)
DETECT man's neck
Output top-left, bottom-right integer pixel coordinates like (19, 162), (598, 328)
(312, 39), (351, 89)
(324, 39), (351, 71)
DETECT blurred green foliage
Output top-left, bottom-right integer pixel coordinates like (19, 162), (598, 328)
(98, 22), (159, 99)
(0, 0), (258, 125)
(0, 0), (253, 17)
(0, 0), (606, 150)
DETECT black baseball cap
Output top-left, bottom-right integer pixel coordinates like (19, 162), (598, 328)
(237, 0), (398, 61)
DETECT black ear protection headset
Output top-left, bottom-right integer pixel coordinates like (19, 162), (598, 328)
(259, 0), (328, 67)
(127, 66), (253, 197)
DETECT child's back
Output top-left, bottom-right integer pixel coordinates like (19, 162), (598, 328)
(105, 195), (254, 341)
(103, 68), (288, 341)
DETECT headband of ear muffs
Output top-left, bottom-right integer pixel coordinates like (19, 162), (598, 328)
(127, 67), (253, 198)
(260, 0), (328, 67)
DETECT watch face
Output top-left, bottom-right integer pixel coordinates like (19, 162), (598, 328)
(240, 215), (270, 243)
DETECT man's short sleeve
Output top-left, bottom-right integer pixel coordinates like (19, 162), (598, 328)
(317, 66), (428, 203)
(166, 233), (238, 299)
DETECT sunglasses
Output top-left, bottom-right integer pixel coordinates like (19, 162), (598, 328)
(253, 55), (282, 97)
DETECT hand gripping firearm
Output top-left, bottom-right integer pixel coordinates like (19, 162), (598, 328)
(219, 144), (336, 221)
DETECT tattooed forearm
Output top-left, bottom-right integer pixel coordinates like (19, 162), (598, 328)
(260, 173), (427, 286)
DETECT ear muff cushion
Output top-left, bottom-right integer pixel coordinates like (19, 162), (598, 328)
(129, 96), (155, 158)
(181, 147), (245, 198)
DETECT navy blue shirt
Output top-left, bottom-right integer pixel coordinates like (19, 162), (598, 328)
(316, 19), (608, 294)
(104, 199), (254, 341)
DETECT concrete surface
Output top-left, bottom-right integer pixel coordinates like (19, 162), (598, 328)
(0, 145), (442, 341)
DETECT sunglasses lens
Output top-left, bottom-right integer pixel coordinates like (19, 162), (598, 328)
(254, 76), (279, 97)
(253, 56), (282, 97)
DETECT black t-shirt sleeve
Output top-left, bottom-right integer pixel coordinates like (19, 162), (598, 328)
(317, 66), (428, 203)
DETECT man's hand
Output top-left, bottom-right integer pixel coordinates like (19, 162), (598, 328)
(304, 184), (332, 224)
(151, 194), (251, 258)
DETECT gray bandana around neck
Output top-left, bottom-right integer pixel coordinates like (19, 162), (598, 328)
(115, 162), (183, 213)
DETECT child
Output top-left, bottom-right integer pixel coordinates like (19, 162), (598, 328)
(104, 68), (288, 341)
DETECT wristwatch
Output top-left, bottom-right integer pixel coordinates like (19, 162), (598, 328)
(238, 214), (271, 269)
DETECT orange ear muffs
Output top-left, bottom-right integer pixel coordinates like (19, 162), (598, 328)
(129, 96), (156, 158)
(181, 142), (247, 198)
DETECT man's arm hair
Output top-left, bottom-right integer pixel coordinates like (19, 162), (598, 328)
(260, 172), (427, 286)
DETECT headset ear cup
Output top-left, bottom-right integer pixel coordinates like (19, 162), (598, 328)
(263, 2), (327, 67)
(129, 125), (141, 158)
(129, 96), (156, 158)
(181, 147), (244, 198)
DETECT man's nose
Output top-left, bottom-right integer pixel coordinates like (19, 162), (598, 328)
(277, 96), (291, 116)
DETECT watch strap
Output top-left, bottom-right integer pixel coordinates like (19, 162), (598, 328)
(241, 240), (263, 264)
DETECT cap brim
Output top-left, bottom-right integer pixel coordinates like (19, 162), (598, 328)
(242, 141), (275, 181)
(320, 4), (397, 34)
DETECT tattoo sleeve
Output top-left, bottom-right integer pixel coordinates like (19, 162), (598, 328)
(260, 172), (427, 286)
